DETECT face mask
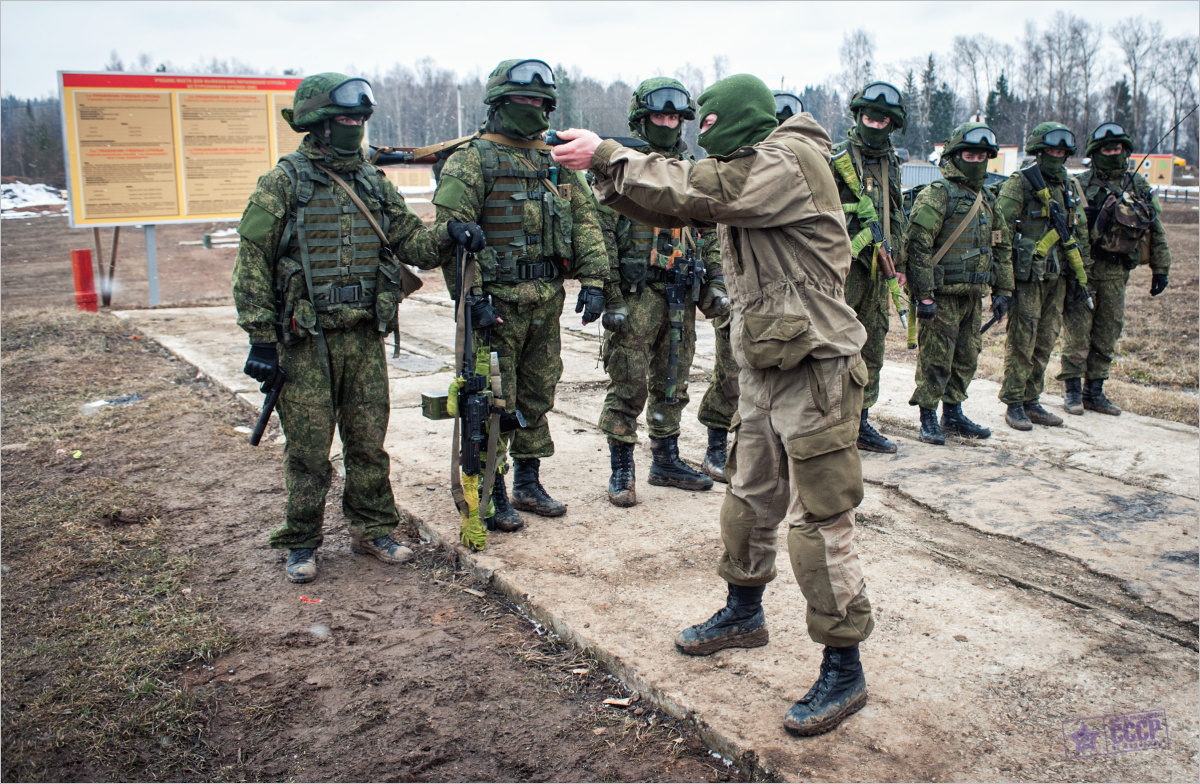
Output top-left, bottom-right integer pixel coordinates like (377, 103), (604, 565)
(497, 101), (549, 139)
(953, 156), (988, 186)
(856, 111), (892, 149)
(1096, 151), (1128, 172)
(643, 120), (680, 151)
(696, 74), (778, 158)
(1037, 151), (1067, 181)
(328, 121), (365, 157)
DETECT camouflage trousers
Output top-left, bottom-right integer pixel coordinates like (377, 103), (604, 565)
(697, 313), (740, 432)
(718, 355), (875, 648)
(844, 261), (890, 410)
(492, 287), (565, 460)
(1057, 270), (1130, 382)
(909, 293), (983, 410)
(271, 323), (397, 551)
(599, 285), (697, 444)
(1000, 276), (1066, 406)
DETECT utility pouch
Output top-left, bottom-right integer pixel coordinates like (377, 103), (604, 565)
(1013, 234), (1037, 282)
(544, 191), (574, 266)
(619, 259), (649, 290)
(741, 314), (813, 371)
(277, 256), (316, 345)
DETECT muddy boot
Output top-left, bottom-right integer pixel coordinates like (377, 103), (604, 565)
(488, 473), (525, 532)
(1063, 378), (1084, 416)
(511, 458), (567, 517)
(783, 645), (868, 736)
(1083, 379), (1122, 416)
(1005, 404), (1033, 431)
(1025, 401), (1064, 427)
(649, 436), (713, 491)
(918, 407), (944, 445)
(607, 442), (637, 508)
(857, 409), (897, 453)
(286, 548), (318, 583)
(701, 428), (729, 483)
(674, 583), (768, 656)
(940, 402), (991, 439)
(351, 534), (414, 564)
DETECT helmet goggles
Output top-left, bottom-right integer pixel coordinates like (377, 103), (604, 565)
(961, 126), (998, 148)
(1042, 128), (1076, 149)
(861, 81), (903, 107)
(505, 59), (555, 87)
(774, 93), (803, 115)
(295, 78), (376, 117)
(642, 86), (690, 114)
(1092, 122), (1126, 142)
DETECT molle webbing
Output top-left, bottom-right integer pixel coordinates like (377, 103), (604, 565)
(931, 180), (991, 287)
(476, 139), (559, 282)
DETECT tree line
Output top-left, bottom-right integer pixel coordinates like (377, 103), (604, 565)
(3, 13), (1195, 190)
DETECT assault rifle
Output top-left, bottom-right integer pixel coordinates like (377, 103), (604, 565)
(369, 134), (478, 166)
(1021, 164), (1093, 311)
(249, 366), (286, 446)
(663, 230), (706, 405)
(543, 130), (651, 149)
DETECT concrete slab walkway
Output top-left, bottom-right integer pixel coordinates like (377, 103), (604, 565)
(115, 283), (1198, 782)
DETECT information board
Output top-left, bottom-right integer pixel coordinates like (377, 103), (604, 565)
(59, 71), (305, 227)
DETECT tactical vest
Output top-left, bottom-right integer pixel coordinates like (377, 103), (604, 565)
(474, 138), (574, 284)
(832, 141), (904, 243)
(615, 220), (697, 292)
(275, 152), (390, 317)
(1012, 176), (1082, 282)
(930, 178), (997, 291)
(1084, 171), (1156, 264)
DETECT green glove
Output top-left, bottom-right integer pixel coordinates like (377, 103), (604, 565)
(700, 277), (730, 318)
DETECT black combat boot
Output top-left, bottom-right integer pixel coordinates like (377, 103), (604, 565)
(1083, 379), (1122, 416)
(510, 458), (567, 517)
(487, 472), (525, 532)
(783, 644), (868, 736)
(607, 442), (637, 508)
(701, 428), (729, 483)
(857, 409), (898, 453)
(286, 548), (318, 583)
(674, 583), (768, 656)
(1063, 378), (1084, 416)
(649, 436), (713, 491)
(918, 407), (944, 445)
(1005, 404), (1033, 431)
(940, 402), (991, 439)
(1025, 401), (1064, 427)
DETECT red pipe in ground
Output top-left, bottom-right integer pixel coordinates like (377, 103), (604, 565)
(70, 249), (98, 312)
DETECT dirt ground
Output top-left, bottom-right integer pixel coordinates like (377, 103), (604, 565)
(0, 308), (746, 782)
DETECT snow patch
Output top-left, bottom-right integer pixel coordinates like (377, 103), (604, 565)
(2, 182), (66, 211)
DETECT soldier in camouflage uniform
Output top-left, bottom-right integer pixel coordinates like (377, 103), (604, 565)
(600, 78), (728, 506)
(233, 73), (484, 583)
(432, 59), (617, 528)
(904, 123), (1013, 444)
(1057, 122), (1172, 416)
(830, 81), (909, 453)
(997, 122), (1093, 431)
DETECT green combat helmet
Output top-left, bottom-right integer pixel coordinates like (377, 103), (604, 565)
(281, 72), (375, 131)
(627, 77), (695, 150)
(483, 59), (557, 109)
(1024, 121), (1076, 155)
(942, 121), (1000, 159)
(849, 81), (906, 130)
(1084, 122), (1133, 157)
(772, 91), (803, 124)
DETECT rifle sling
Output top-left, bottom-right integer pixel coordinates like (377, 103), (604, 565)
(931, 189), (984, 267)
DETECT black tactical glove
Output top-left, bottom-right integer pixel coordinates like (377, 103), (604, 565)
(243, 343), (278, 383)
(1150, 274), (1169, 296)
(990, 294), (1013, 321)
(575, 286), (606, 325)
(469, 294), (501, 329)
(1067, 280), (1092, 308)
(447, 221), (486, 253)
(915, 299), (936, 322)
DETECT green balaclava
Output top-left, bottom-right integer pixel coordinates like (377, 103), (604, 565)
(1036, 151), (1067, 181)
(1095, 148), (1129, 172)
(1025, 122), (1075, 183)
(1085, 123), (1133, 174)
(328, 122), (365, 158)
(643, 119), (680, 150)
(628, 77), (695, 153)
(696, 74), (778, 158)
(856, 108), (894, 150)
(952, 154), (988, 187)
(495, 99), (551, 139)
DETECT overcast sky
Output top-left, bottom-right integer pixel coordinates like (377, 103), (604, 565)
(2, 0), (1197, 99)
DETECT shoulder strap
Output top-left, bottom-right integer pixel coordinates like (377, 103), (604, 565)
(1070, 175), (1088, 208)
(478, 133), (552, 151)
(931, 188), (984, 266)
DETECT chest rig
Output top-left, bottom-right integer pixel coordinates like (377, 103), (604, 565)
(1086, 173), (1155, 264)
(930, 178), (998, 289)
(1012, 176), (1081, 282)
(474, 139), (574, 284)
(275, 152), (390, 315)
(616, 219), (698, 292)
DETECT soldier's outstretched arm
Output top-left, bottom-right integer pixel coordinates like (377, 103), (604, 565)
(233, 168), (292, 344)
(380, 176), (455, 271)
(431, 145), (488, 297)
(903, 184), (948, 301)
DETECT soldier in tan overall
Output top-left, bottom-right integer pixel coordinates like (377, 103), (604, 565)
(552, 74), (875, 737)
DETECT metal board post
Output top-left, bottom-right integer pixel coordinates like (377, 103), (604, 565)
(145, 224), (160, 306)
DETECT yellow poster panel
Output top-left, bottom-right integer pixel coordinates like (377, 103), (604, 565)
(272, 94), (308, 161)
(179, 92), (271, 216)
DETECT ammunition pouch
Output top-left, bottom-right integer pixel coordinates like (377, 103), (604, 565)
(934, 247), (993, 287)
(617, 259), (668, 292)
(276, 256), (318, 345)
(1095, 191), (1154, 260)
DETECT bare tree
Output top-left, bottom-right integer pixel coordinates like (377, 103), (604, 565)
(1112, 15), (1163, 145)
(711, 55), (729, 83)
(1155, 36), (1200, 157)
(952, 36), (984, 113)
(1072, 17), (1105, 133)
(838, 29), (875, 97)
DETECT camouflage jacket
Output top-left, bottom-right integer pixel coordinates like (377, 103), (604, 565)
(997, 168), (1092, 284)
(232, 135), (449, 345)
(1078, 167), (1171, 279)
(432, 138), (609, 305)
(904, 159), (1013, 299)
(830, 129), (907, 275)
